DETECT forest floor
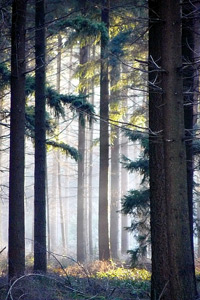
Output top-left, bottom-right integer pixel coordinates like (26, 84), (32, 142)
(0, 259), (151, 300)
(2, 258), (200, 299)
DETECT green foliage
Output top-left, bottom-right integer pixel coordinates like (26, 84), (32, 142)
(46, 140), (79, 161)
(49, 16), (108, 46)
(109, 30), (132, 66)
(121, 189), (149, 215)
(123, 129), (149, 154)
(0, 63), (10, 88)
(0, 63), (95, 122)
(122, 156), (149, 183)
(25, 105), (56, 138)
(96, 267), (150, 281)
(46, 86), (95, 124)
(25, 75), (35, 96)
(121, 129), (150, 265)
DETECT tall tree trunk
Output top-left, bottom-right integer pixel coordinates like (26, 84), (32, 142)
(57, 34), (66, 254)
(77, 44), (88, 263)
(0, 99), (4, 251)
(182, 0), (197, 292)
(8, 0), (26, 281)
(120, 133), (129, 254)
(149, 1), (170, 298)
(88, 47), (95, 258)
(110, 62), (120, 260)
(161, 0), (196, 298)
(99, 0), (110, 261)
(120, 67), (129, 255)
(193, 1), (200, 258)
(34, 0), (47, 272)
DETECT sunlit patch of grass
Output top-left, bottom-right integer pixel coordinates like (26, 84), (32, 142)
(96, 267), (151, 281)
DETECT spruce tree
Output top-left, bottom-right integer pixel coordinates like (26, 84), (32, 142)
(8, 0), (27, 281)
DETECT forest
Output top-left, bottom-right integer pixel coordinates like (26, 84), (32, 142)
(0, 0), (200, 299)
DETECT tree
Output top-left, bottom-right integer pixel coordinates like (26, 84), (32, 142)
(149, 0), (197, 298)
(182, 1), (198, 290)
(77, 44), (88, 263)
(8, 0), (27, 281)
(34, 0), (47, 272)
(110, 61), (120, 260)
(148, 0), (169, 298)
(99, 0), (110, 261)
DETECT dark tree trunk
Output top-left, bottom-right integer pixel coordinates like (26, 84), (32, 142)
(99, 0), (110, 261)
(149, 1), (170, 298)
(8, 0), (26, 281)
(34, 0), (47, 272)
(182, 0), (197, 293)
(161, 0), (196, 298)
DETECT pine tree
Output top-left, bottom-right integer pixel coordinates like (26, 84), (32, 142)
(99, 0), (110, 261)
(8, 0), (27, 281)
(34, 0), (47, 273)
(149, 0), (197, 298)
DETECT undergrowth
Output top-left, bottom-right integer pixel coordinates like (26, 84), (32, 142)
(0, 259), (151, 300)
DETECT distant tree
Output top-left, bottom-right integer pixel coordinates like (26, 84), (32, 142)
(99, 0), (110, 260)
(8, 0), (27, 281)
(110, 61), (120, 260)
(77, 44), (88, 263)
(34, 0), (47, 272)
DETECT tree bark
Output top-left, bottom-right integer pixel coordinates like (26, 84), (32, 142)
(77, 45), (88, 263)
(149, 1), (170, 298)
(99, 0), (110, 261)
(88, 46), (95, 258)
(110, 63), (120, 260)
(34, 0), (47, 272)
(161, 0), (196, 298)
(9, 0), (26, 281)
(182, 0), (197, 293)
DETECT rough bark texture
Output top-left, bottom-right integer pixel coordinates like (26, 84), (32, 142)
(182, 1), (197, 294)
(149, 1), (170, 298)
(9, 0), (26, 281)
(34, 0), (47, 272)
(99, 0), (110, 260)
(161, 0), (196, 298)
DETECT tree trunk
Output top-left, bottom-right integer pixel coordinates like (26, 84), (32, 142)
(161, 0), (196, 298)
(77, 45), (88, 263)
(99, 0), (110, 261)
(110, 62), (120, 260)
(120, 67), (129, 255)
(88, 46), (95, 258)
(149, 0), (169, 298)
(121, 132), (129, 254)
(34, 0), (47, 272)
(182, 0), (197, 292)
(56, 34), (66, 254)
(8, 0), (26, 281)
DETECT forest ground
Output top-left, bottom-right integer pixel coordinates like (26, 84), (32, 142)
(0, 259), (151, 300)
(1, 258), (200, 299)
